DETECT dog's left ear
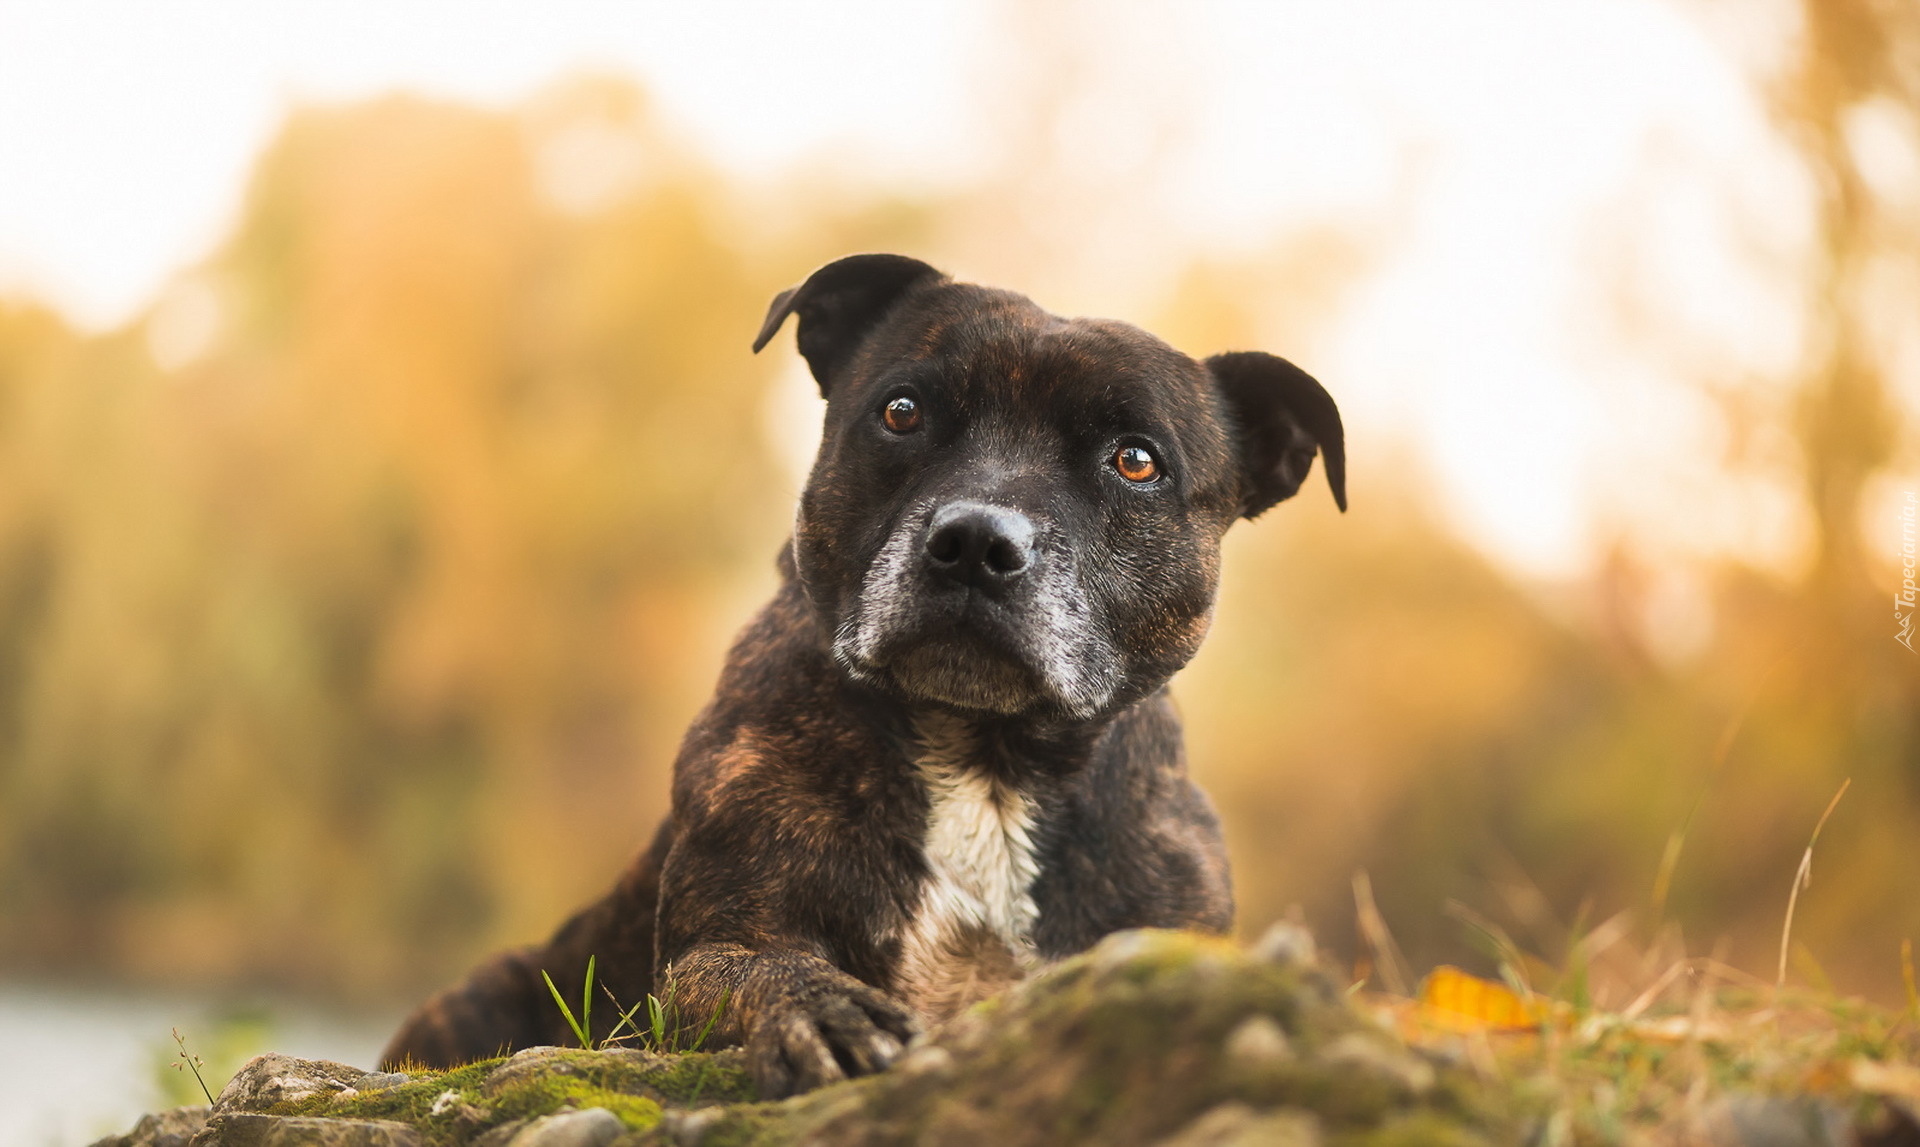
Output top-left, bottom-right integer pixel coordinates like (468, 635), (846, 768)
(752, 253), (945, 396)
(1206, 351), (1347, 516)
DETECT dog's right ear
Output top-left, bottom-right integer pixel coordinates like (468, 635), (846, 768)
(752, 254), (945, 396)
(1206, 351), (1347, 517)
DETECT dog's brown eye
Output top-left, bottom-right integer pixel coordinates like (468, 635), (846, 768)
(1114, 445), (1159, 483)
(883, 395), (922, 434)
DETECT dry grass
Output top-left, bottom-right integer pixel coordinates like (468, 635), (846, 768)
(1349, 778), (1920, 1145)
(1356, 927), (1920, 1143)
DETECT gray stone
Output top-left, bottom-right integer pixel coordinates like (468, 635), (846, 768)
(1319, 1032), (1436, 1097)
(481, 1046), (593, 1093)
(1086, 928), (1161, 971)
(654, 1108), (723, 1147)
(1704, 1096), (1854, 1147)
(1223, 1015), (1294, 1068)
(351, 1071), (411, 1092)
(505, 1106), (626, 1147)
(89, 1105), (210, 1147)
(471, 1119), (531, 1147)
(1250, 921), (1318, 968)
(213, 1053), (369, 1112)
(1156, 1103), (1322, 1147)
(189, 1112), (422, 1147)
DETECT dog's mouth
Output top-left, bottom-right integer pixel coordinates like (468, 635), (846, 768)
(843, 603), (1047, 715)
(875, 626), (1047, 714)
(824, 503), (1124, 720)
(835, 587), (1116, 720)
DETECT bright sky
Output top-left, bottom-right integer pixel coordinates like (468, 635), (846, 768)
(0, 0), (1804, 578)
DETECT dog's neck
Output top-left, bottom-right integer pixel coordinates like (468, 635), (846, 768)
(892, 710), (1045, 1023)
(891, 702), (1118, 786)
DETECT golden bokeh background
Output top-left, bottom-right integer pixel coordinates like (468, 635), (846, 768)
(1, 0), (1917, 1027)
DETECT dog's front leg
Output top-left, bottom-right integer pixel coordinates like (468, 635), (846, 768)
(665, 940), (921, 1097)
(657, 734), (928, 1097)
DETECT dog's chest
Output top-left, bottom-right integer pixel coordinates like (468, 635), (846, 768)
(891, 716), (1043, 1024)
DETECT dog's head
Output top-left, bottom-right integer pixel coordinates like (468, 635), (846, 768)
(756, 254), (1345, 722)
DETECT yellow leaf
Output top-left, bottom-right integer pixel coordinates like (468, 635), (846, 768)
(1415, 966), (1544, 1032)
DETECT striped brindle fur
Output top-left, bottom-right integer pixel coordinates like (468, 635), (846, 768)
(383, 254), (1346, 1098)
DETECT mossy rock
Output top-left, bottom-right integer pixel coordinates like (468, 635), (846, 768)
(223, 1046), (754, 1145)
(651, 928), (1520, 1147)
(102, 929), (1527, 1147)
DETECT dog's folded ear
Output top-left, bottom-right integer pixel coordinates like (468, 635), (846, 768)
(1206, 351), (1347, 517)
(753, 254), (945, 395)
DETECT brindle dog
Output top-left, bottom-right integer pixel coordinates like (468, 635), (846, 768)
(381, 253), (1345, 1098)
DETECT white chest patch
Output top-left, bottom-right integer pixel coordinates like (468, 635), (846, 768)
(893, 714), (1043, 1023)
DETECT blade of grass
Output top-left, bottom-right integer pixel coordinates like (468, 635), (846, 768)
(1902, 938), (1917, 1023)
(1353, 870), (1410, 996)
(1695, 956), (1771, 992)
(1558, 901), (1595, 1011)
(1557, 909), (1634, 1014)
(1790, 943), (1834, 994)
(1620, 959), (1689, 1022)
(171, 1028), (216, 1107)
(1445, 899), (1534, 999)
(600, 984), (649, 1047)
(582, 955), (595, 1047)
(1483, 847), (1562, 956)
(1777, 778), (1850, 989)
(1652, 683), (1767, 929)
(647, 993), (667, 1049)
(691, 987), (730, 1053)
(542, 968), (592, 1049)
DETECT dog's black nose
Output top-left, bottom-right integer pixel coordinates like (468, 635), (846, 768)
(924, 502), (1035, 589)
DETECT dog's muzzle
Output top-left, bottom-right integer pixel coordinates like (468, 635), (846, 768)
(833, 495), (1117, 718)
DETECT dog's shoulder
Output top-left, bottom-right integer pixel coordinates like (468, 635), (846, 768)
(672, 574), (896, 806)
(1028, 691), (1235, 948)
(656, 570), (925, 947)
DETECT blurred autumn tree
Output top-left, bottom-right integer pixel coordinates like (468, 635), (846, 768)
(0, 79), (925, 996)
(1182, 0), (1920, 1002)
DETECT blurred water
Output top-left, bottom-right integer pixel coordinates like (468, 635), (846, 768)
(0, 983), (396, 1147)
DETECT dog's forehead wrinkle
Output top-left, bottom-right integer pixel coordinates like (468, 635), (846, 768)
(893, 288), (1046, 363)
(962, 427), (1056, 486)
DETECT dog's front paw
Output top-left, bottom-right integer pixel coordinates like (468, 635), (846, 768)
(748, 973), (922, 1098)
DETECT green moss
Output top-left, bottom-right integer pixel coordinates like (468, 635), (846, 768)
(273, 1059), (501, 1123)
(262, 1049), (759, 1144)
(638, 1052), (756, 1105)
(674, 1104), (797, 1147)
(480, 1048), (755, 1107)
(487, 1075), (663, 1130)
(1342, 1111), (1502, 1147)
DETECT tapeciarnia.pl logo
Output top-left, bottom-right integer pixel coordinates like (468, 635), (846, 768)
(1899, 491), (1917, 652)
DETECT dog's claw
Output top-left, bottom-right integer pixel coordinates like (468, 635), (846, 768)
(748, 977), (921, 1098)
